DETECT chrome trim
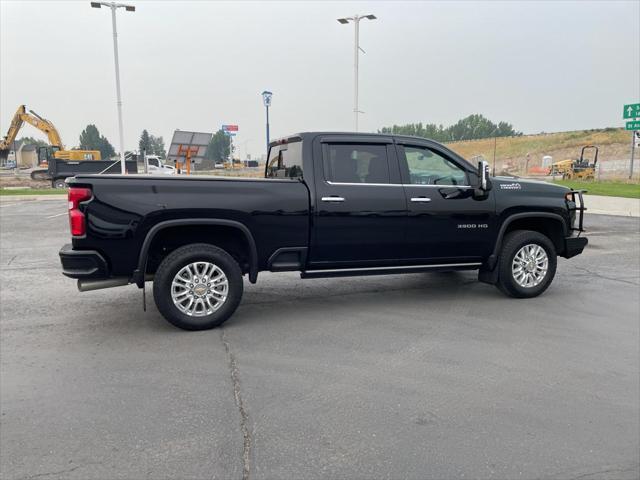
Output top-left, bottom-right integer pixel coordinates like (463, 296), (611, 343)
(411, 197), (431, 203)
(321, 196), (345, 202)
(305, 262), (482, 274)
(326, 181), (473, 188)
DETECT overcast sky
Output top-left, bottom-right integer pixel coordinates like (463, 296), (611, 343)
(1, 0), (639, 157)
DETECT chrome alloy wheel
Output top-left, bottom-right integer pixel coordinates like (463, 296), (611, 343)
(171, 262), (228, 316)
(511, 243), (549, 288)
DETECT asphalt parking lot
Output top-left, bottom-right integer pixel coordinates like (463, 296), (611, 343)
(1, 198), (638, 480)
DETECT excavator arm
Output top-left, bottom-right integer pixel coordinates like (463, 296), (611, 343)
(0, 105), (64, 150)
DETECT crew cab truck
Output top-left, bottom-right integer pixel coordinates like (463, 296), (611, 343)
(59, 132), (587, 330)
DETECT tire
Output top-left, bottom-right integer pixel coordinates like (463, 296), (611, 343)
(52, 178), (66, 189)
(496, 230), (557, 298)
(153, 243), (244, 330)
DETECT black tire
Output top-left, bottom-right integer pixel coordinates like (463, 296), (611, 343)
(52, 178), (66, 189)
(153, 243), (243, 330)
(496, 230), (557, 298)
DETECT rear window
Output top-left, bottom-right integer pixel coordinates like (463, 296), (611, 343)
(266, 141), (303, 179)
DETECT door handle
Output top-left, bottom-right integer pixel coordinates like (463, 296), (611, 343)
(321, 196), (345, 202)
(410, 197), (431, 203)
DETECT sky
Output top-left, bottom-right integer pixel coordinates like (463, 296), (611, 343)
(1, 0), (639, 158)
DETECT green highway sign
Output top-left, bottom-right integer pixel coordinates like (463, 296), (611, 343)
(623, 103), (640, 119)
(626, 120), (640, 130)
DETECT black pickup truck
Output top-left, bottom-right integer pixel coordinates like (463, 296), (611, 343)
(59, 132), (587, 330)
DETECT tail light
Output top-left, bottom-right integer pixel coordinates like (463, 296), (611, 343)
(68, 187), (92, 236)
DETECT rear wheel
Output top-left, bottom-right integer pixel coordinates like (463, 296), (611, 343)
(496, 230), (557, 298)
(153, 243), (243, 330)
(52, 178), (66, 189)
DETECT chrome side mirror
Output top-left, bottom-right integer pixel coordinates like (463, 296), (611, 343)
(478, 160), (491, 191)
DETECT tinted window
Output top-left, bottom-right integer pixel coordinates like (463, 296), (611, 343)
(324, 144), (390, 184)
(266, 141), (303, 179)
(402, 146), (468, 185)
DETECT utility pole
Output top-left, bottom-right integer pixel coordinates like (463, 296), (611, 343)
(91, 2), (135, 174)
(338, 14), (377, 132)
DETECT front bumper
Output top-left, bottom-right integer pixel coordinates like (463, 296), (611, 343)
(59, 244), (109, 279)
(562, 236), (588, 259)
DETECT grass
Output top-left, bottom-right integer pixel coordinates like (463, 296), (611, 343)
(0, 188), (66, 196)
(552, 180), (640, 199)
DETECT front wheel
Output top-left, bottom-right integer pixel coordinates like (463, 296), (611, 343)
(153, 243), (244, 330)
(496, 230), (557, 298)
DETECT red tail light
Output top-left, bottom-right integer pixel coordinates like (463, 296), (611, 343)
(68, 187), (92, 236)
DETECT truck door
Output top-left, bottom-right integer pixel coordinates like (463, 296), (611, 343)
(396, 141), (495, 261)
(310, 137), (407, 266)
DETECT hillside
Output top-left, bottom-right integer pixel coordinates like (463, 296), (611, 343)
(446, 128), (635, 179)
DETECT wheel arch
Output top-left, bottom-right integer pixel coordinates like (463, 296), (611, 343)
(486, 212), (567, 270)
(133, 218), (258, 287)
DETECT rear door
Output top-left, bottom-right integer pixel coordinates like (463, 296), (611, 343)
(309, 136), (407, 266)
(397, 140), (495, 261)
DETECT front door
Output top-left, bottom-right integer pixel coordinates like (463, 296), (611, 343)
(397, 142), (495, 261)
(310, 139), (407, 266)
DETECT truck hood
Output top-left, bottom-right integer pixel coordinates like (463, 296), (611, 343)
(492, 176), (570, 194)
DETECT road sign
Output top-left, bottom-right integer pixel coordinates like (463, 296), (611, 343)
(223, 132), (237, 137)
(623, 103), (640, 119)
(625, 120), (640, 130)
(222, 124), (239, 132)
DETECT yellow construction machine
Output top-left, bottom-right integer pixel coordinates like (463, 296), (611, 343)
(549, 145), (598, 180)
(0, 105), (101, 168)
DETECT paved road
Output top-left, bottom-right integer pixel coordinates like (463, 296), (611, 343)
(1, 199), (638, 480)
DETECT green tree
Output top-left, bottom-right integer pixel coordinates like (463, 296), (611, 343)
(205, 130), (230, 162)
(379, 115), (521, 142)
(16, 136), (48, 148)
(149, 135), (166, 158)
(79, 124), (115, 159)
(139, 129), (151, 153)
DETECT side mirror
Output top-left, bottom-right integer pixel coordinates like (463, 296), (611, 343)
(477, 160), (491, 191)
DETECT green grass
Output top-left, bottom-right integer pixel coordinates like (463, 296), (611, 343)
(552, 180), (640, 199)
(0, 188), (66, 196)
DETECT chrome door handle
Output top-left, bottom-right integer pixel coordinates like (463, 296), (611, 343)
(321, 196), (345, 202)
(410, 197), (431, 203)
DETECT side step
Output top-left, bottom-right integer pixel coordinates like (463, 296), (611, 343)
(300, 263), (482, 279)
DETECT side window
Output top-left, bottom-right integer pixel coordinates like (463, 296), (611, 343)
(266, 141), (303, 179)
(401, 146), (468, 186)
(323, 144), (390, 184)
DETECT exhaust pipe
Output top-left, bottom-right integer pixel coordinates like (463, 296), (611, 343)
(77, 277), (129, 292)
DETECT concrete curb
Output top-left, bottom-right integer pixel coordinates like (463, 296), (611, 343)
(584, 195), (640, 218)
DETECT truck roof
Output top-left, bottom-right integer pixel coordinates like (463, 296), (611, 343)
(269, 131), (446, 147)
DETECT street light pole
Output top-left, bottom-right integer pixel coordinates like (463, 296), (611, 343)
(338, 14), (376, 132)
(261, 91), (273, 155)
(91, 2), (135, 175)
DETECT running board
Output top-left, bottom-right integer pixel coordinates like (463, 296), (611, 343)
(300, 262), (482, 279)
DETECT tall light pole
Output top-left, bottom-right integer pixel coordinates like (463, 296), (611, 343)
(337, 14), (376, 132)
(91, 1), (135, 175)
(261, 91), (273, 155)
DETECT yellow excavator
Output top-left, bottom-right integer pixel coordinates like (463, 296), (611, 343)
(0, 105), (101, 177)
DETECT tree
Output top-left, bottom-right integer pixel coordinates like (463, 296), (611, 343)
(139, 129), (151, 153)
(79, 124), (115, 159)
(379, 115), (521, 142)
(16, 136), (48, 148)
(149, 135), (166, 158)
(205, 130), (230, 163)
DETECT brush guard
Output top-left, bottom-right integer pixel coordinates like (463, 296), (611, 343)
(567, 189), (587, 234)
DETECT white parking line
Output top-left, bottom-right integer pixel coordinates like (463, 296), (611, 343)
(0, 203), (19, 208)
(46, 212), (67, 219)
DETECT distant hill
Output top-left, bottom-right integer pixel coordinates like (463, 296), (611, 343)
(446, 128), (633, 178)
